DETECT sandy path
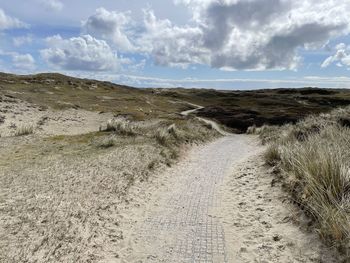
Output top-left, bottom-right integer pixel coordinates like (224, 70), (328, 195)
(119, 135), (340, 262)
(120, 135), (258, 262)
(180, 103), (204, 117)
(180, 102), (229, 135)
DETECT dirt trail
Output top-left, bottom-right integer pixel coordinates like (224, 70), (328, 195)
(120, 136), (256, 262)
(119, 135), (339, 262)
(181, 102), (229, 135)
(180, 103), (204, 117)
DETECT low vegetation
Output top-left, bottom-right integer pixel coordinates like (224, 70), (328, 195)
(105, 118), (137, 136)
(251, 107), (350, 257)
(161, 87), (350, 133)
(263, 143), (280, 166)
(0, 73), (189, 120)
(2, 73), (350, 131)
(14, 124), (34, 136)
(97, 135), (118, 148)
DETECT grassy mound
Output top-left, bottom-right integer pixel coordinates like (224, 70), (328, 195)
(252, 107), (350, 257)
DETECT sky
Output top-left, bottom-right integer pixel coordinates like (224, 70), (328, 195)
(1, 0), (350, 90)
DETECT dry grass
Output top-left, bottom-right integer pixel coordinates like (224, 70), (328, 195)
(246, 125), (257, 134)
(256, 107), (350, 256)
(263, 143), (280, 166)
(97, 135), (117, 148)
(105, 118), (136, 136)
(155, 127), (172, 146)
(0, 73), (189, 121)
(0, 117), (220, 263)
(155, 122), (214, 146)
(15, 124), (34, 136)
(154, 124), (183, 146)
(249, 124), (281, 145)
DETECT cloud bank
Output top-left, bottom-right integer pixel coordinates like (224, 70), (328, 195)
(31, 0), (350, 75)
(0, 8), (28, 30)
(164, 0), (350, 70)
(41, 35), (119, 71)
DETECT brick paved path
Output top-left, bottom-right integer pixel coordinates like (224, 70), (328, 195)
(120, 134), (342, 263)
(125, 136), (255, 262)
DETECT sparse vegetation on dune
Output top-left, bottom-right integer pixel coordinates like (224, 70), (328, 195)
(153, 120), (218, 146)
(252, 107), (350, 257)
(97, 135), (118, 148)
(2, 73), (350, 131)
(0, 117), (219, 263)
(2, 72), (350, 261)
(105, 118), (137, 136)
(157, 87), (350, 133)
(0, 72), (189, 120)
(263, 143), (280, 166)
(100, 117), (218, 147)
(14, 124), (34, 136)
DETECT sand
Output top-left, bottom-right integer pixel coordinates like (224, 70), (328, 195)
(0, 94), (113, 137)
(115, 135), (340, 262)
(220, 155), (341, 262)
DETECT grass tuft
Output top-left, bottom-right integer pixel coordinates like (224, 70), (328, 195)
(15, 124), (34, 136)
(97, 136), (117, 148)
(264, 143), (280, 166)
(105, 118), (136, 136)
(246, 125), (256, 134)
(155, 127), (172, 146)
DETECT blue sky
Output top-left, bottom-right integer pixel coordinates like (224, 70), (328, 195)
(1, 0), (350, 89)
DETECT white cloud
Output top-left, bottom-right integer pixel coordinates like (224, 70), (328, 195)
(4, 1), (350, 76)
(321, 56), (335, 68)
(137, 9), (209, 68)
(82, 8), (134, 52)
(112, 74), (350, 89)
(13, 35), (32, 47)
(77, 1), (350, 71)
(119, 58), (146, 72)
(0, 8), (28, 30)
(128, 59), (146, 72)
(321, 43), (350, 68)
(12, 53), (36, 70)
(139, 0), (350, 70)
(0, 50), (36, 71)
(40, 35), (119, 71)
(39, 0), (63, 12)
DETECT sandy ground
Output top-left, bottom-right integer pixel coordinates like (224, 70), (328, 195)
(0, 132), (173, 262)
(220, 155), (341, 262)
(116, 135), (340, 262)
(0, 97), (341, 262)
(0, 94), (153, 262)
(0, 94), (113, 137)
